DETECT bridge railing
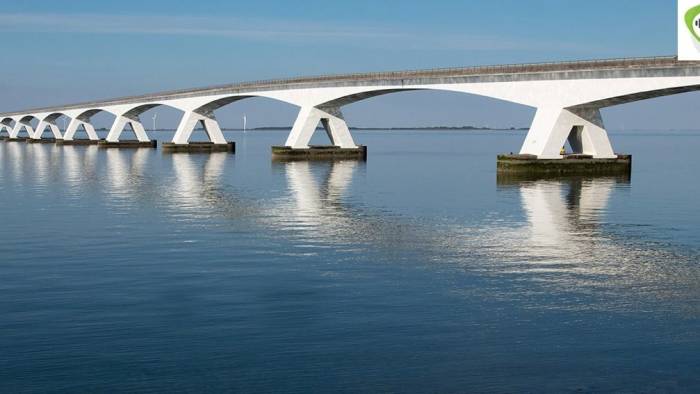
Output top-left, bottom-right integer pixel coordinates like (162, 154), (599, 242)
(0, 56), (686, 117)
(223, 55), (679, 87)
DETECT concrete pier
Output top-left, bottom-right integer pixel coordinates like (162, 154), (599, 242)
(271, 145), (367, 161)
(497, 154), (631, 176)
(56, 139), (102, 145)
(98, 140), (157, 149)
(27, 138), (57, 144)
(162, 141), (235, 153)
(497, 168), (631, 184)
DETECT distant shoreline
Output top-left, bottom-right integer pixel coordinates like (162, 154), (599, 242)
(243, 126), (527, 131)
(94, 126), (528, 132)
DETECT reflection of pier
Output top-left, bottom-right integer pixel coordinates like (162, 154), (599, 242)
(265, 160), (423, 250)
(3, 140), (26, 182)
(480, 176), (700, 313)
(24, 142), (61, 192)
(165, 152), (237, 219)
(502, 176), (626, 256)
(102, 148), (151, 207)
(280, 160), (359, 225)
(62, 146), (98, 195)
(1, 141), (697, 313)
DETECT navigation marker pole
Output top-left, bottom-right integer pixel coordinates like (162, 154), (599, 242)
(243, 114), (247, 133)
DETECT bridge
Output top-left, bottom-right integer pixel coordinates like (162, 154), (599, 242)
(1, 56), (700, 159)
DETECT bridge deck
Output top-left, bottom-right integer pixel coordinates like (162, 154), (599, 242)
(2, 55), (698, 117)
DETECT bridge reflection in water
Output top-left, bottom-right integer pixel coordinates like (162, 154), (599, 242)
(497, 174), (628, 261)
(274, 160), (360, 230)
(0, 142), (697, 316)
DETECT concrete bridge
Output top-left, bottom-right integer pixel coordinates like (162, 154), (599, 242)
(1, 56), (700, 159)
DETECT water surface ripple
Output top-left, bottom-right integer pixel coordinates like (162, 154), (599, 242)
(1, 130), (699, 392)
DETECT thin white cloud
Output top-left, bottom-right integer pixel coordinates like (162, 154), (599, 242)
(0, 13), (400, 40)
(0, 12), (605, 53)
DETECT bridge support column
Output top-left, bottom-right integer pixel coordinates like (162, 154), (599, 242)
(519, 107), (616, 159)
(9, 119), (34, 140)
(106, 116), (150, 142)
(60, 118), (100, 145)
(172, 111), (226, 144)
(500, 106), (628, 177)
(99, 116), (156, 148)
(285, 106), (356, 149)
(273, 106), (365, 160)
(163, 111), (233, 153)
(32, 120), (62, 140)
(0, 124), (11, 139)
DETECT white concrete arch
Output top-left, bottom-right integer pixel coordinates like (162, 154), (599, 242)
(271, 77), (700, 156)
(416, 78), (700, 158)
(304, 80), (700, 116)
(9, 114), (39, 139)
(165, 95), (257, 144)
(33, 112), (65, 139)
(3, 57), (700, 157)
(190, 95), (255, 114)
(101, 103), (179, 142)
(227, 88), (372, 149)
(62, 108), (107, 141)
(0, 117), (14, 135)
(274, 86), (507, 149)
(163, 89), (371, 146)
(173, 94), (302, 145)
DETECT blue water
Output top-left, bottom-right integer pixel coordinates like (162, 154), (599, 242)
(1, 129), (699, 393)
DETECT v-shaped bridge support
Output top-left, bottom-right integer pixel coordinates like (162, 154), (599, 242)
(285, 106), (357, 149)
(519, 106), (616, 159)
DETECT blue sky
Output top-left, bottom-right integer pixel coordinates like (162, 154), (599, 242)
(0, 0), (695, 130)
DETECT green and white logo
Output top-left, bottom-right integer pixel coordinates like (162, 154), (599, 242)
(679, 0), (700, 60)
(684, 4), (700, 42)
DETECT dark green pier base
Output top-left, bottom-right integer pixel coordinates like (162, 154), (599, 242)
(56, 139), (102, 146)
(6, 137), (29, 142)
(26, 138), (57, 144)
(98, 140), (157, 149)
(497, 154), (631, 177)
(271, 145), (367, 161)
(162, 141), (235, 153)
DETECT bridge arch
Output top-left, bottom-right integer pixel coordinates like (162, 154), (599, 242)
(62, 108), (111, 141)
(279, 81), (700, 154)
(42, 112), (66, 122)
(103, 102), (186, 142)
(162, 94), (312, 145)
(9, 115), (41, 138)
(3, 56), (700, 155)
(0, 117), (15, 135)
(18, 114), (39, 122)
(191, 95), (256, 115)
(112, 102), (188, 120)
(317, 88), (423, 109)
(163, 96), (266, 144)
(568, 84), (700, 110)
(274, 86), (536, 149)
(33, 112), (69, 139)
(74, 108), (111, 121)
(309, 84), (700, 111)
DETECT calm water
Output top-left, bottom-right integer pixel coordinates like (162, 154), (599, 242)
(1, 129), (699, 393)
